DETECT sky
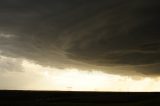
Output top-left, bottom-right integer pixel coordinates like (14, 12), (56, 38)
(0, 0), (160, 91)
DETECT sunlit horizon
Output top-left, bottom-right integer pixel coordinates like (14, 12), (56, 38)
(1, 56), (160, 92)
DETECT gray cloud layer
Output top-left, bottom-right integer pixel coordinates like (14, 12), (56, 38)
(0, 0), (160, 76)
(0, 56), (22, 72)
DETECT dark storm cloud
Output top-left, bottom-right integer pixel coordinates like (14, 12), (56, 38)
(0, 0), (160, 75)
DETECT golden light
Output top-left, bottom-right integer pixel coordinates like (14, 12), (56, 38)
(22, 60), (120, 91)
(1, 57), (160, 91)
(49, 69), (119, 91)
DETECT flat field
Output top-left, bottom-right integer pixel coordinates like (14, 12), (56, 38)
(0, 90), (160, 106)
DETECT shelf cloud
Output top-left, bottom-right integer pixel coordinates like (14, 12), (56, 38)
(0, 0), (160, 76)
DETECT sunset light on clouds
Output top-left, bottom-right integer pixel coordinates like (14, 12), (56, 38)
(1, 55), (160, 91)
(0, 0), (160, 92)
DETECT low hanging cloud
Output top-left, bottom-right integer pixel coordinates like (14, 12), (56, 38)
(0, 56), (23, 72)
(0, 0), (160, 76)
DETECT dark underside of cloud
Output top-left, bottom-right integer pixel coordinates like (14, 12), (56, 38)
(0, 0), (160, 76)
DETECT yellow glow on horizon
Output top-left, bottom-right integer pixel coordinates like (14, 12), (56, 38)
(21, 60), (160, 91)
(1, 57), (160, 91)
(22, 60), (120, 91)
(48, 69), (121, 91)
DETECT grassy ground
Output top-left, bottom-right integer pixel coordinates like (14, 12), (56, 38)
(0, 90), (160, 106)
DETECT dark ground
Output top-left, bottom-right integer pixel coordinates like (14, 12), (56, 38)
(0, 90), (160, 106)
